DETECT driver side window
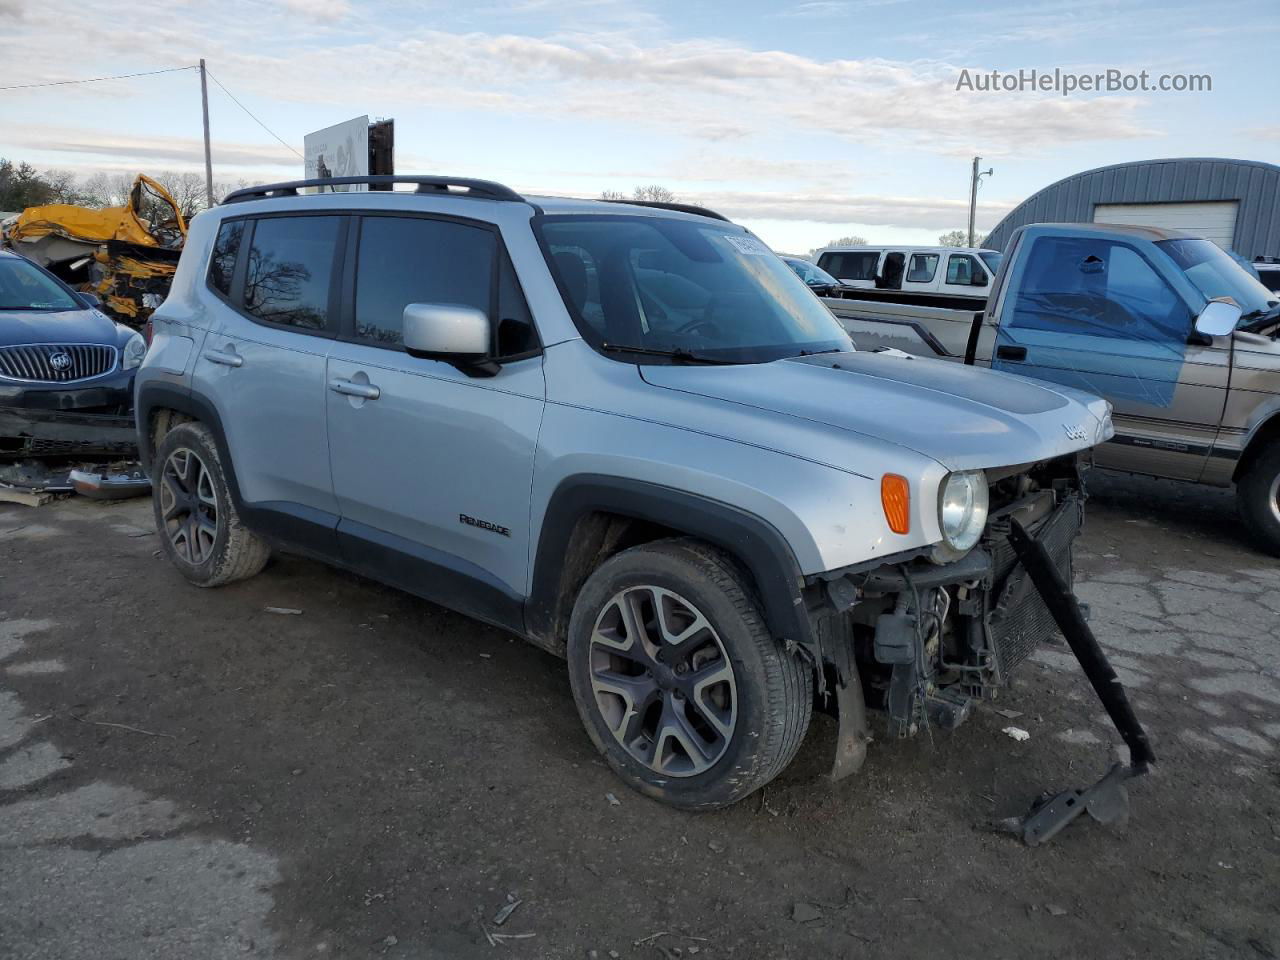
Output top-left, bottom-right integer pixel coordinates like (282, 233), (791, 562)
(1006, 236), (1192, 344)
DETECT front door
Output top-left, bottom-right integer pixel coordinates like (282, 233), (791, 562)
(991, 234), (1229, 480)
(324, 213), (545, 627)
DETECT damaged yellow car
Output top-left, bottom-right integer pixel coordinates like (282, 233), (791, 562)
(1, 175), (186, 329)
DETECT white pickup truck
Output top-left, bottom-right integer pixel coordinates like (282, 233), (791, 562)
(813, 244), (1003, 308)
(826, 222), (1280, 553)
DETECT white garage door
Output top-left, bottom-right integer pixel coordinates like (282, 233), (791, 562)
(1093, 201), (1239, 249)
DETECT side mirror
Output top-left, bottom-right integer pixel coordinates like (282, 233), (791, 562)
(970, 272), (989, 287)
(80, 291), (102, 308)
(1194, 299), (1241, 338)
(403, 302), (497, 376)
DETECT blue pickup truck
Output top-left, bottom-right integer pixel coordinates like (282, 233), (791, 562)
(827, 222), (1280, 552)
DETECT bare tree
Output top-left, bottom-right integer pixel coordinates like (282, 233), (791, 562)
(939, 229), (986, 247)
(806, 234), (867, 259)
(632, 184), (677, 203)
(79, 172), (136, 208)
(600, 185), (679, 203)
(150, 171), (209, 219)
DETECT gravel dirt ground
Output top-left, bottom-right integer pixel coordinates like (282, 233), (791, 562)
(1, 472), (1277, 960)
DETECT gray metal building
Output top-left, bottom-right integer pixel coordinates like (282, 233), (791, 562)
(985, 157), (1280, 258)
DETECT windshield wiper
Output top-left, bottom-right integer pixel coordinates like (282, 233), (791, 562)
(796, 347), (844, 357)
(599, 343), (740, 365)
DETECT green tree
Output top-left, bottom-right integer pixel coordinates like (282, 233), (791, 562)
(0, 159), (57, 211)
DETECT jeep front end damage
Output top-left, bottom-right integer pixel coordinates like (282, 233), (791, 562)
(804, 456), (1154, 844)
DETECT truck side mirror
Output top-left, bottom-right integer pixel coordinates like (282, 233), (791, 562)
(403, 302), (498, 376)
(1194, 299), (1241, 338)
(970, 271), (988, 287)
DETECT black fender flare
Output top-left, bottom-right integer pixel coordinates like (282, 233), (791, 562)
(525, 475), (816, 656)
(137, 382), (234, 489)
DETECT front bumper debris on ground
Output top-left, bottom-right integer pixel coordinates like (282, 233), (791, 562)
(0, 458), (148, 506)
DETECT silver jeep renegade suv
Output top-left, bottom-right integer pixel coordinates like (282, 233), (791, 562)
(136, 176), (1113, 810)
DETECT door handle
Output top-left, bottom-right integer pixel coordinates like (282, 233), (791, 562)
(328, 377), (381, 400)
(203, 348), (243, 367)
(996, 345), (1027, 362)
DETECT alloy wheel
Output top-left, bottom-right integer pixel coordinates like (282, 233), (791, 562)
(159, 448), (219, 565)
(588, 585), (737, 777)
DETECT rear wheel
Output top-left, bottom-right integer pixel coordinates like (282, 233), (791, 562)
(566, 539), (812, 810)
(153, 421), (270, 586)
(1237, 444), (1280, 556)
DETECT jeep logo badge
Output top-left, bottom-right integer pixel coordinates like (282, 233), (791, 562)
(1063, 422), (1088, 441)
(49, 352), (73, 372)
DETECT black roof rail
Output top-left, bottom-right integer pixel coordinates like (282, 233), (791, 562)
(600, 198), (731, 222)
(222, 176), (524, 205)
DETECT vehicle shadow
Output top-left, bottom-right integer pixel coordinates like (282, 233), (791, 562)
(1083, 469), (1258, 557)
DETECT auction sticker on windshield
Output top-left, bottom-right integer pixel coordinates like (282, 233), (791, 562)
(724, 235), (772, 256)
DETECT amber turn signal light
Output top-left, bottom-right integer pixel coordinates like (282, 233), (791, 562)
(881, 474), (910, 534)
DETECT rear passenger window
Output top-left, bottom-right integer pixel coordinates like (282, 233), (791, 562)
(906, 253), (938, 283)
(208, 220), (243, 297)
(243, 216), (341, 330)
(353, 216), (495, 349)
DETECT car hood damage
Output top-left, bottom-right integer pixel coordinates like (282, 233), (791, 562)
(639, 350), (1114, 472)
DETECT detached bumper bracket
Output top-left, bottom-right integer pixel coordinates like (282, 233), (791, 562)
(997, 517), (1156, 845)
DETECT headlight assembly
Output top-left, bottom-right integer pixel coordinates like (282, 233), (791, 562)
(938, 470), (989, 554)
(121, 332), (147, 371)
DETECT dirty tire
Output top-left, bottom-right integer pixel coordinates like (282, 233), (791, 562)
(1237, 444), (1280, 556)
(152, 421), (270, 587)
(566, 538), (812, 810)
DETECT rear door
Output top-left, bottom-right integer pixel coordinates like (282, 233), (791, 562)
(190, 212), (344, 551)
(990, 233), (1228, 480)
(902, 252), (940, 294)
(324, 213), (545, 625)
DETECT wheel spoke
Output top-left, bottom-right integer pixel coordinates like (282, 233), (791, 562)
(654, 697), (715, 772)
(196, 465), (217, 507)
(194, 516), (218, 561)
(593, 668), (659, 708)
(159, 474), (184, 519)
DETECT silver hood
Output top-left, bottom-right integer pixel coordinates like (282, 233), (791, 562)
(639, 351), (1113, 472)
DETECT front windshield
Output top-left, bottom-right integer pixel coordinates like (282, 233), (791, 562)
(1156, 238), (1277, 317)
(0, 257), (80, 312)
(539, 216), (853, 363)
(979, 251), (1003, 274)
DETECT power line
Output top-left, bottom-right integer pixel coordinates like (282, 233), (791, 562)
(0, 65), (197, 91)
(204, 69), (305, 160)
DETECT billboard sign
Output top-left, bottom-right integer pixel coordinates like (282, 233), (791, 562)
(304, 116), (370, 191)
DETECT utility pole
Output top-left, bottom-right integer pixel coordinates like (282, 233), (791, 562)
(199, 59), (214, 209)
(968, 155), (993, 247)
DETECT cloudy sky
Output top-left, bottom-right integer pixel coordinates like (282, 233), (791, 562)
(0, 0), (1272, 252)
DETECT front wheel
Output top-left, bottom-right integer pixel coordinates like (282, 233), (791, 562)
(1237, 444), (1280, 556)
(566, 539), (812, 810)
